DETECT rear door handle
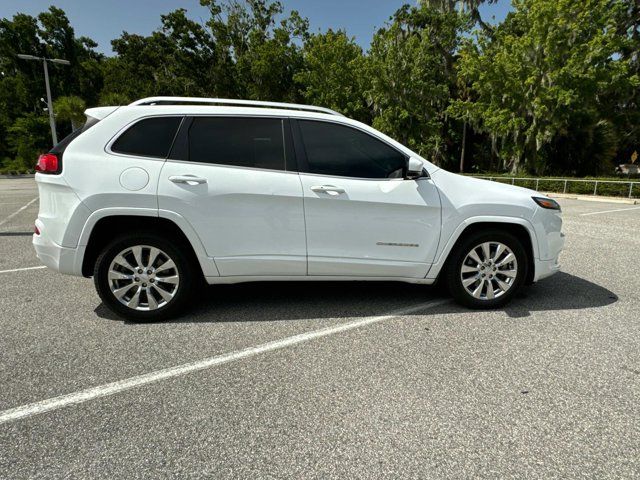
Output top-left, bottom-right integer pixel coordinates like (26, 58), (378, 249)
(169, 175), (207, 186)
(311, 185), (345, 196)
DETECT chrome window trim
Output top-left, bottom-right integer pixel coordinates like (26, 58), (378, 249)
(162, 157), (301, 175)
(298, 171), (431, 182)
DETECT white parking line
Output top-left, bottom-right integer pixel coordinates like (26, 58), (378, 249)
(0, 299), (448, 425)
(580, 206), (640, 216)
(0, 197), (38, 227)
(0, 265), (46, 274)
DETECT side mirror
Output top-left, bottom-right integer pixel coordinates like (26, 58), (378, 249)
(406, 157), (425, 179)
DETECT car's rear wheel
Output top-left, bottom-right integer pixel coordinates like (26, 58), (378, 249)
(94, 234), (195, 321)
(446, 229), (527, 309)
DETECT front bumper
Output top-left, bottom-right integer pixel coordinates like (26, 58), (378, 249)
(533, 256), (561, 282)
(533, 231), (564, 282)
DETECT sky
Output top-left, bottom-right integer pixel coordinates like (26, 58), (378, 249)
(0, 0), (512, 55)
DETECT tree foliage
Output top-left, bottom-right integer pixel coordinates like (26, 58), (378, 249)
(0, 6), (102, 171)
(367, 6), (468, 163)
(0, 0), (639, 175)
(295, 29), (369, 122)
(449, 0), (639, 173)
(54, 95), (86, 130)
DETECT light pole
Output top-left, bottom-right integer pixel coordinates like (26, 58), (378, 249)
(17, 54), (71, 146)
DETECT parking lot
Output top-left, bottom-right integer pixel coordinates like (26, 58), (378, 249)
(0, 177), (638, 478)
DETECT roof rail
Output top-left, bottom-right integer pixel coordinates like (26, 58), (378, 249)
(128, 96), (344, 117)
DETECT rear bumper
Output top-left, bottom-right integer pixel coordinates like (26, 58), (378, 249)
(33, 219), (83, 276)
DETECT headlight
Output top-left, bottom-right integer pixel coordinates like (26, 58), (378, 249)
(532, 196), (561, 211)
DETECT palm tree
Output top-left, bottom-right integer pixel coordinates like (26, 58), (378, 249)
(53, 95), (86, 131)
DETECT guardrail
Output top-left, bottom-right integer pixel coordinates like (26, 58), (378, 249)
(470, 176), (640, 199)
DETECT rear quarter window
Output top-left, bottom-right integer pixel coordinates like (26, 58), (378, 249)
(111, 117), (182, 158)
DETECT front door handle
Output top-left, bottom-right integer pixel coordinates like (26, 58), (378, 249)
(311, 185), (345, 196)
(169, 175), (207, 186)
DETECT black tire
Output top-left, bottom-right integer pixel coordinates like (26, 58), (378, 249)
(445, 229), (528, 309)
(94, 233), (197, 322)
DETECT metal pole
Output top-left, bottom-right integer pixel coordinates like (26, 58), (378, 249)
(630, 183), (634, 199)
(42, 59), (57, 145)
(535, 178), (539, 191)
(563, 180), (567, 193)
(593, 181), (598, 196)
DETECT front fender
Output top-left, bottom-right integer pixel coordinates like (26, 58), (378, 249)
(425, 215), (539, 280)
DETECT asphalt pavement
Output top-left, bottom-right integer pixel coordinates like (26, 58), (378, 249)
(0, 178), (638, 479)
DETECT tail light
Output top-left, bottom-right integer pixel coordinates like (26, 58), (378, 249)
(35, 153), (60, 174)
(34, 225), (40, 235)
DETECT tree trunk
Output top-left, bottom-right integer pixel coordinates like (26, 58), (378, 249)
(459, 121), (467, 173)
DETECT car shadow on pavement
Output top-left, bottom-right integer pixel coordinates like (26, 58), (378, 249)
(96, 271), (617, 323)
(499, 271), (619, 318)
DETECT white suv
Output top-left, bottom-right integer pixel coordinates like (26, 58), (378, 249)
(33, 97), (564, 321)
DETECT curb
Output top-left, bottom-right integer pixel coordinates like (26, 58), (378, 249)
(544, 192), (639, 205)
(0, 174), (35, 179)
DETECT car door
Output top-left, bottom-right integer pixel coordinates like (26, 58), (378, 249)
(294, 119), (441, 277)
(158, 116), (306, 277)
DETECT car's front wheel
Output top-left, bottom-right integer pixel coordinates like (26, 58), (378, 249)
(94, 234), (196, 321)
(446, 229), (527, 309)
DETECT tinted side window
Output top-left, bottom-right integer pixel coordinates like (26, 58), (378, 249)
(299, 120), (406, 179)
(112, 117), (182, 158)
(188, 117), (285, 170)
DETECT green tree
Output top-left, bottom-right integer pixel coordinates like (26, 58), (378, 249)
(0, 7), (102, 171)
(367, 5), (468, 164)
(421, 0), (498, 32)
(54, 95), (86, 130)
(103, 8), (234, 99)
(450, 0), (639, 173)
(201, 0), (309, 101)
(37, 7), (103, 106)
(295, 29), (370, 122)
(609, 0), (640, 165)
(98, 91), (131, 106)
(4, 113), (49, 173)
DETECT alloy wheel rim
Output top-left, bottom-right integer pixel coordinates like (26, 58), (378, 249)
(460, 241), (518, 300)
(107, 245), (179, 311)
